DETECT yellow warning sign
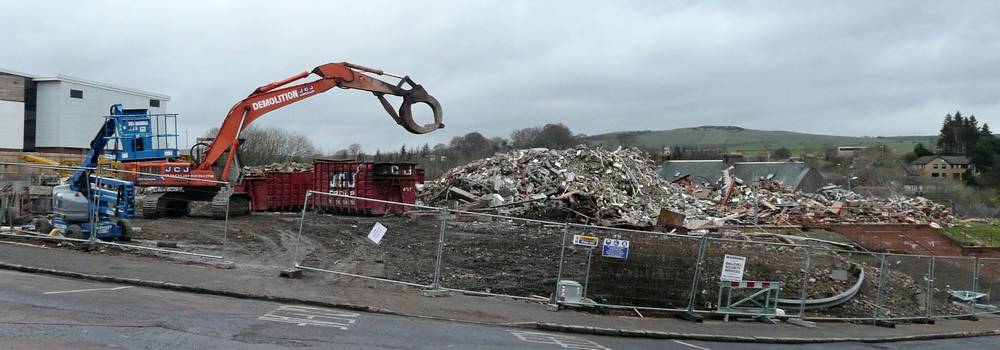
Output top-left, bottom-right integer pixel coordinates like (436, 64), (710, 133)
(572, 235), (599, 248)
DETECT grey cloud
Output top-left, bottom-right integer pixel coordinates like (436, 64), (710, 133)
(3, 1), (998, 152)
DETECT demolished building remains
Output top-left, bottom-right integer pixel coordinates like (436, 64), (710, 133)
(419, 146), (954, 228)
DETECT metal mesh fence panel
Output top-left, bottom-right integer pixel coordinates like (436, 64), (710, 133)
(550, 226), (595, 299)
(693, 237), (806, 315)
(1, 163), (60, 227)
(1, 162), (226, 260)
(294, 193), (438, 288)
(800, 249), (880, 320)
(437, 211), (562, 299)
(931, 256), (977, 318)
(976, 258), (1000, 314)
(877, 254), (934, 319)
(562, 227), (701, 311)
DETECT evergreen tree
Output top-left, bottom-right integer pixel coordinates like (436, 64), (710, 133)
(936, 111), (981, 155)
(951, 111), (964, 154)
(936, 113), (955, 154)
(771, 147), (792, 160)
(970, 132), (1000, 187)
(964, 115), (981, 154)
(913, 143), (932, 157)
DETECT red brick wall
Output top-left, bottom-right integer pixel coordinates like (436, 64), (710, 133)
(819, 224), (964, 256)
(815, 224), (1000, 286)
(961, 246), (1000, 258)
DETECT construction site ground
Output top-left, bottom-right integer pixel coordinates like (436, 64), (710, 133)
(1, 211), (999, 342)
(128, 212), (982, 313)
(1, 239), (999, 343)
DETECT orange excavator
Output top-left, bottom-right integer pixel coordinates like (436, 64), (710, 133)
(121, 62), (444, 218)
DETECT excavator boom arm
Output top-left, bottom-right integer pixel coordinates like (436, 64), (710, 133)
(196, 62), (444, 179)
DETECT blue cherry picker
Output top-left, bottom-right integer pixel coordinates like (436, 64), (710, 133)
(34, 104), (179, 240)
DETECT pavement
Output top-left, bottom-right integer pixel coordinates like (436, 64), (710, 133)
(1, 240), (999, 347)
(5, 268), (1000, 350)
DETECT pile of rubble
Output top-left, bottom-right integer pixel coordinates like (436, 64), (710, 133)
(696, 180), (955, 227)
(419, 146), (954, 228)
(419, 146), (694, 226)
(241, 162), (313, 176)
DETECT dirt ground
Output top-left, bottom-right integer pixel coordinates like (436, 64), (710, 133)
(11, 210), (989, 320)
(130, 212), (571, 297)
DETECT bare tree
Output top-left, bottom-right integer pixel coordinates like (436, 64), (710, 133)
(203, 125), (319, 165)
(510, 123), (578, 150)
(511, 127), (542, 149)
(348, 143), (362, 158)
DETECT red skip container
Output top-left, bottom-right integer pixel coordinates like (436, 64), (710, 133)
(237, 159), (420, 215)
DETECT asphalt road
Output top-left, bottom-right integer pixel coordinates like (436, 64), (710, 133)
(0, 269), (997, 350)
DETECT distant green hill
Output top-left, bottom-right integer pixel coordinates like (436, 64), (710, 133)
(584, 126), (936, 156)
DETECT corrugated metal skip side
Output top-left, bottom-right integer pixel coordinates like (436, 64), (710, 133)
(312, 160), (375, 214)
(372, 162), (418, 214)
(239, 171), (312, 211)
(311, 160), (418, 214)
(236, 159), (420, 214)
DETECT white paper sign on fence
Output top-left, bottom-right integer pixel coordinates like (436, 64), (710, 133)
(720, 254), (746, 282)
(367, 222), (387, 244)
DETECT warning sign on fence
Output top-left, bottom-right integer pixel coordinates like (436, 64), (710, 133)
(572, 235), (599, 248)
(601, 238), (629, 259)
(720, 254), (746, 282)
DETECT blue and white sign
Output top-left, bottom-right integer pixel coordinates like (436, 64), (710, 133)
(601, 238), (629, 259)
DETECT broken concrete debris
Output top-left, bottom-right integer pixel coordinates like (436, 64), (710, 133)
(418, 146), (954, 228)
(241, 162), (313, 176)
(711, 178), (954, 227)
(420, 146), (687, 226)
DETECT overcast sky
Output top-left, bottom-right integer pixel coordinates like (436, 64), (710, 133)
(4, 1), (998, 152)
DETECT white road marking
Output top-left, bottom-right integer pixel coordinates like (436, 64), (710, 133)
(43, 286), (133, 295)
(510, 331), (610, 350)
(259, 305), (359, 330)
(672, 340), (712, 350)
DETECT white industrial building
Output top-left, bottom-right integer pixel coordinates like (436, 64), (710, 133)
(0, 68), (170, 153)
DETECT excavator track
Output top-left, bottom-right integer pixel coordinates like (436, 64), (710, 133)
(140, 192), (191, 219)
(210, 191), (250, 220)
(141, 193), (166, 219)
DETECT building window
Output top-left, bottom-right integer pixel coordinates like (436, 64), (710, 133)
(149, 99), (160, 108)
(931, 173), (939, 177)
(70, 89), (83, 99)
